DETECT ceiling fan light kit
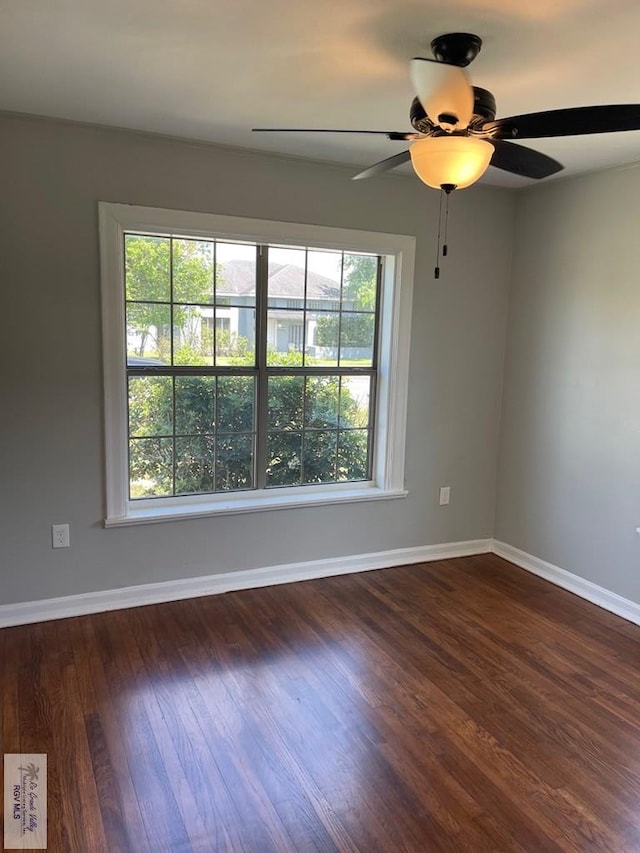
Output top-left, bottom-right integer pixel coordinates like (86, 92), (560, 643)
(409, 136), (493, 189)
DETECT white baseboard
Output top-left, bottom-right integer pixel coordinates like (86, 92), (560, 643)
(0, 538), (493, 628)
(492, 540), (640, 627)
(6, 537), (636, 631)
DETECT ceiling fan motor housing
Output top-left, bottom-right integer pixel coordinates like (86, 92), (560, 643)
(471, 88), (496, 123)
(409, 97), (433, 134)
(409, 87), (496, 133)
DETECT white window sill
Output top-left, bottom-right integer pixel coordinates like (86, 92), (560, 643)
(104, 484), (408, 527)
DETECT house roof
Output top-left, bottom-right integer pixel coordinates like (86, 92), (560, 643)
(218, 260), (340, 300)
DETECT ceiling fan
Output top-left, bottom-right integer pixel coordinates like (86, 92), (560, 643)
(253, 32), (640, 190)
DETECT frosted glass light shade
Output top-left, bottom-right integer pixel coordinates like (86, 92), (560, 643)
(409, 137), (493, 189)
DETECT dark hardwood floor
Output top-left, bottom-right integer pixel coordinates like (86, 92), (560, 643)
(2, 553), (640, 852)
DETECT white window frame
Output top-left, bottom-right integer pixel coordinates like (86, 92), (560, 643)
(99, 203), (414, 526)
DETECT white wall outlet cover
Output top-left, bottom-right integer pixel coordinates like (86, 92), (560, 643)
(439, 486), (451, 506)
(52, 524), (70, 548)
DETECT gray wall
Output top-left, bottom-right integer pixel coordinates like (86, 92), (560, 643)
(0, 114), (514, 605)
(496, 163), (640, 604)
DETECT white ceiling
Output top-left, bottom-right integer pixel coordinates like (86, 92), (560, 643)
(2, 0), (640, 189)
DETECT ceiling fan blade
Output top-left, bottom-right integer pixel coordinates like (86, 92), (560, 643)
(487, 104), (640, 139)
(410, 58), (473, 129)
(352, 150), (412, 181)
(252, 128), (415, 140)
(488, 139), (564, 179)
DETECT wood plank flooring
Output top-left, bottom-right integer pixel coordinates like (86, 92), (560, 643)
(2, 553), (640, 851)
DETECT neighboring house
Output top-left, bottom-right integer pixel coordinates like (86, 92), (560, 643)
(127, 257), (364, 362)
(206, 259), (350, 355)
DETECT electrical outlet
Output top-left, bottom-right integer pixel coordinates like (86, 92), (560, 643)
(52, 524), (70, 549)
(439, 486), (451, 506)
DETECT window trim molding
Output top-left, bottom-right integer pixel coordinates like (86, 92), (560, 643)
(99, 202), (415, 526)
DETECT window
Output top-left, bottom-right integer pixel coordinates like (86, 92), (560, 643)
(201, 316), (231, 333)
(100, 204), (415, 525)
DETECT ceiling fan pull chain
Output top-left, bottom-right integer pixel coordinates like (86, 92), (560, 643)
(443, 189), (451, 257)
(434, 188), (444, 279)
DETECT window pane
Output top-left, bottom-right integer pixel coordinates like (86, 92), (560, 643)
(268, 247), (306, 307)
(175, 376), (215, 435)
(340, 376), (371, 428)
(216, 242), (256, 306)
(128, 376), (173, 437)
(173, 305), (214, 365)
(125, 235), (170, 303)
(308, 311), (339, 366)
(217, 376), (255, 432)
(266, 432), (302, 486)
(173, 239), (214, 304)
(307, 249), (342, 286)
(305, 376), (340, 429)
(268, 376), (304, 429)
(215, 307), (255, 366)
(267, 310), (305, 366)
(175, 436), (215, 495)
(306, 251), (341, 318)
(303, 430), (337, 484)
(129, 437), (173, 498)
(127, 303), (171, 362)
(216, 434), (254, 491)
(342, 253), (377, 311)
(337, 430), (369, 481)
(339, 313), (374, 366)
